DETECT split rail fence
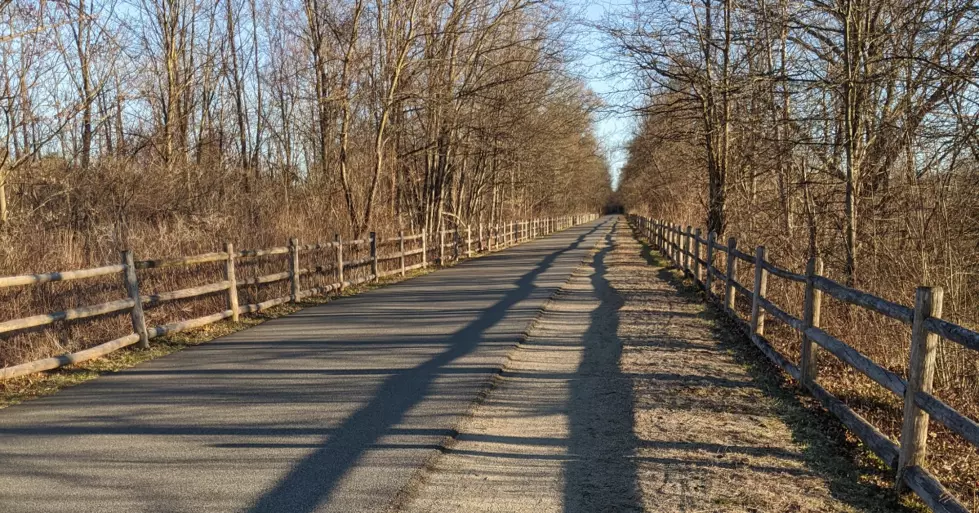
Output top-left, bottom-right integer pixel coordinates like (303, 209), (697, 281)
(0, 214), (597, 381)
(630, 214), (977, 513)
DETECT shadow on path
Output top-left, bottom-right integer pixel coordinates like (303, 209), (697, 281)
(247, 223), (606, 513)
(563, 223), (643, 512)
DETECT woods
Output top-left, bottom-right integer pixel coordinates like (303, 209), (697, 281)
(0, 0), (610, 263)
(607, 0), (979, 505)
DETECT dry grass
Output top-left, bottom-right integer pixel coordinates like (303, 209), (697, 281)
(744, 286), (979, 509)
(0, 159), (449, 370)
(623, 221), (924, 512)
(637, 219), (979, 510)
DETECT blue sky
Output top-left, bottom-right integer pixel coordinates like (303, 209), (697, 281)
(565, 0), (634, 189)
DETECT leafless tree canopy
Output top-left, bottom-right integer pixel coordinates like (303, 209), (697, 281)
(0, 0), (611, 266)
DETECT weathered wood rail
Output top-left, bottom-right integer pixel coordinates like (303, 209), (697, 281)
(0, 214), (597, 380)
(629, 214), (976, 513)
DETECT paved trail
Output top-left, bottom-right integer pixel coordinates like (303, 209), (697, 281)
(0, 218), (611, 513)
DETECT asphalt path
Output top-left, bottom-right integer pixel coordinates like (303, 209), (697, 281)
(0, 216), (611, 513)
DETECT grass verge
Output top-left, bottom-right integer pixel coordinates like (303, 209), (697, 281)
(628, 222), (927, 513)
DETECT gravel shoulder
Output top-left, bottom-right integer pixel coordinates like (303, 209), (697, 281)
(396, 216), (907, 513)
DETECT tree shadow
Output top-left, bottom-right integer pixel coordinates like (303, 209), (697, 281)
(563, 222), (643, 512)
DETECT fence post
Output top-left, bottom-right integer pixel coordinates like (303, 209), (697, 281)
(683, 225), (692, 274)
(225, 242), (240, 322)
(800, 256), (823, 387)
(453, 226), (460, 261)
(438, 230), (445, 265)
(896, 286), (944, 490)
(724, 237), (738, 313)
(121, 250), (149, 349)
(439, 228), (445, 264)
(673, 225), (680, 265)
(335, 234), (344, 289)
(369, 232), (378, 282)
(421, 229), (427, 267)
(399, 231), (406, 276)
(674, 225), (680, 264)
(705, 232), (715, 297)
(750, 246), (768, 337)
(693, 228), (702, 285)
(289, 238), (300, 302)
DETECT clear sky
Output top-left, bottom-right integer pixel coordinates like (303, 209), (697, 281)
(564, 0), (634, 190)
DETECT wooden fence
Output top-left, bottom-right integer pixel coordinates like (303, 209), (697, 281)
(629, 214), (977, 513)
(0, 214), (597, 381)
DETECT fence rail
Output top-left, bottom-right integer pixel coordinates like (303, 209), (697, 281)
(0, 214), (597, 381)
(629, 214), (975, 513)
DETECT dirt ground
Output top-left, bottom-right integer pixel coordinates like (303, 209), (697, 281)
(394, 217), (912, 512)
